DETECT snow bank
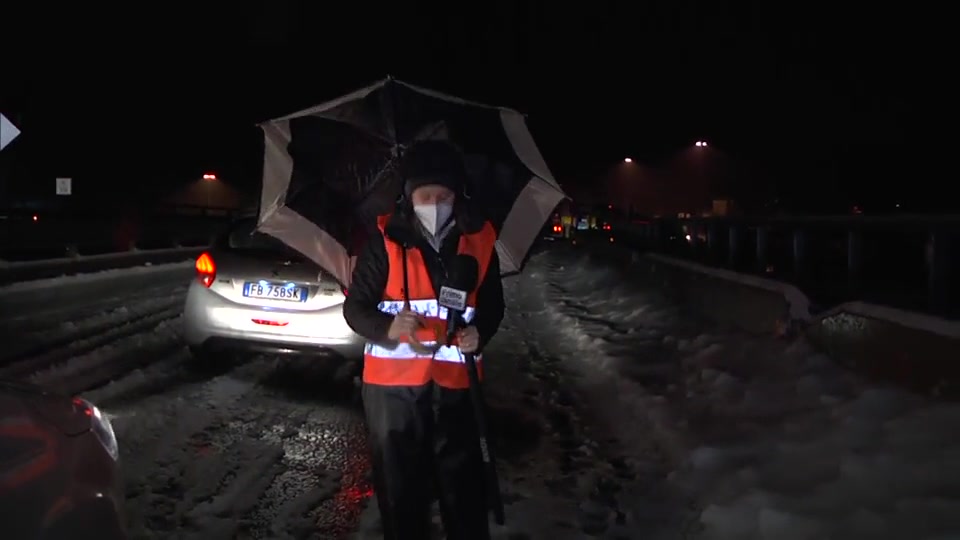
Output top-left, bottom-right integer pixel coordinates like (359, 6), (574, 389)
(0, 259), (194, 296)
(0, 258), (194, 322)
(524, 248), (960, 540)
(27, 315), (185, 396)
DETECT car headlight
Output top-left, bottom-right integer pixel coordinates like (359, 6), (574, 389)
(76, 398), (119, 461)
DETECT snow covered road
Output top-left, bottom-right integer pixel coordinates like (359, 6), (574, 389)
(96, 358), (370, 539)
(505, 245), (960, 540)
(0, 262), (372, 539)
(3, 249), (959, 539)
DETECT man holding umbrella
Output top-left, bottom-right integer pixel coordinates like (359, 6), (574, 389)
(343, 140), (505, 540)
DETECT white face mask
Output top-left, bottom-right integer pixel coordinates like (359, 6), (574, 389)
(413, 202), (454, 236)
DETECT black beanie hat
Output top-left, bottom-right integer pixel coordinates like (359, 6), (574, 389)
(400, 140), (466, 198)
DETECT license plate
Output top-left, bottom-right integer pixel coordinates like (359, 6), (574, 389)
(243, 281), (307, 302)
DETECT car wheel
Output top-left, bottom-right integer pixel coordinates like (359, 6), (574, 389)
(343, 358), (364, 406)
(332, 356), (362, 386)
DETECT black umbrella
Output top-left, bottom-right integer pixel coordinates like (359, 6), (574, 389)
(256, 77), (568, 286)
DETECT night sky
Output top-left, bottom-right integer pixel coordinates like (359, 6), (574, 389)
(1, 2), (934, 213)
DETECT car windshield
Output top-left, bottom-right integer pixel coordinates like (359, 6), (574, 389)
(222, 219), (305, 260)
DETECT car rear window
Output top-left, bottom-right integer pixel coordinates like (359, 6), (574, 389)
(221, 219), (305, 260)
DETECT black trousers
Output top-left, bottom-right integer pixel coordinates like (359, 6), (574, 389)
(362, 382), (490, 540)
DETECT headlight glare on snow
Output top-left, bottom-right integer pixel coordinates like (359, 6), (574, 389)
(75, 397), (119, 461)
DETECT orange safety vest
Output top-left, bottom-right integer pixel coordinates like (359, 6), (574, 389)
(362, 214), (497, 388)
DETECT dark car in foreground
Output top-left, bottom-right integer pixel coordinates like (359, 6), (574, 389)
(0, 381), (125, 539)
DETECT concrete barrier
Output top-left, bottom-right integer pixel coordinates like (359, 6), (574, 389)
(643, 253), (811, 335)
(588, 239), (960, 396)
(588, 239), (811, 335)
(805, 302), (960, 396)
(0, 246), (206, 287)
(0, 212), (231, 260)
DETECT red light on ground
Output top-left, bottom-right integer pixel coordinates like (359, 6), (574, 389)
(202, 173), (217, 181)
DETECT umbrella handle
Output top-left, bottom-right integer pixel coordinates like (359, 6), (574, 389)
(387, 78), (412, 310)
(401, 245), (411, 309)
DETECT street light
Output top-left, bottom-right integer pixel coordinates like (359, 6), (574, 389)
(624, 157), (633, 163)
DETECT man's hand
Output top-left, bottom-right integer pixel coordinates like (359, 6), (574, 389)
(457, 326), (480, 353)
(387, 308), (423, 340)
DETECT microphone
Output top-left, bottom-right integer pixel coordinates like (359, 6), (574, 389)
(438, 254), (480, 346)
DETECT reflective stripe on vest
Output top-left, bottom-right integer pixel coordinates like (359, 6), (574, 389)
(365, 299), (481, 363)
(362, 215), (496, 388)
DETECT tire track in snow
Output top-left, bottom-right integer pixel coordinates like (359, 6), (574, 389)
(81, 348), (198, 407)
(46, 328), (188, 399)
(519, 250), (699, 538)
(111, 362), (280, 538)
(1, 282), (186, 333)
(108, 359), (369, 539)
(0, 306), (182, 380)
(26, 315), (184, 394)
(180, 397), (341, 539)
(0, 294), (184, 367)
(179, 371), (370, 539)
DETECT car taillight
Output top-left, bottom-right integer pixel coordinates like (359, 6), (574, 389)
(195, 252), (216, 287)
(342, 286), (349, 296)
(252, 319), (288, 326)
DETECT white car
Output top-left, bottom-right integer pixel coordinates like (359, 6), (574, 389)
(183, 218), (364, 366)
(0, 381), (125, 539)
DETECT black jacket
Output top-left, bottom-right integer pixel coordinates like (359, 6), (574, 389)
(343, 210), (505, 352)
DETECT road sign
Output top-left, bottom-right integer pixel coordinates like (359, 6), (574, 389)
(56, 177), (72, 196)
(0, 113), (20, 151)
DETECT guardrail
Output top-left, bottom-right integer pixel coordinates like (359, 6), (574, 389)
(0, 246), (206, 286)
(614, 215), (960, 318)
(0, 211), (234, 261)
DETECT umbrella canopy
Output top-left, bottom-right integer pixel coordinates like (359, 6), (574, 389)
(257, 77), (568, 286)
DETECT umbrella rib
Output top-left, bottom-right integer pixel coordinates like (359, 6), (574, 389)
(355, 121), (449, 203)
(307, 113), (395, 145)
